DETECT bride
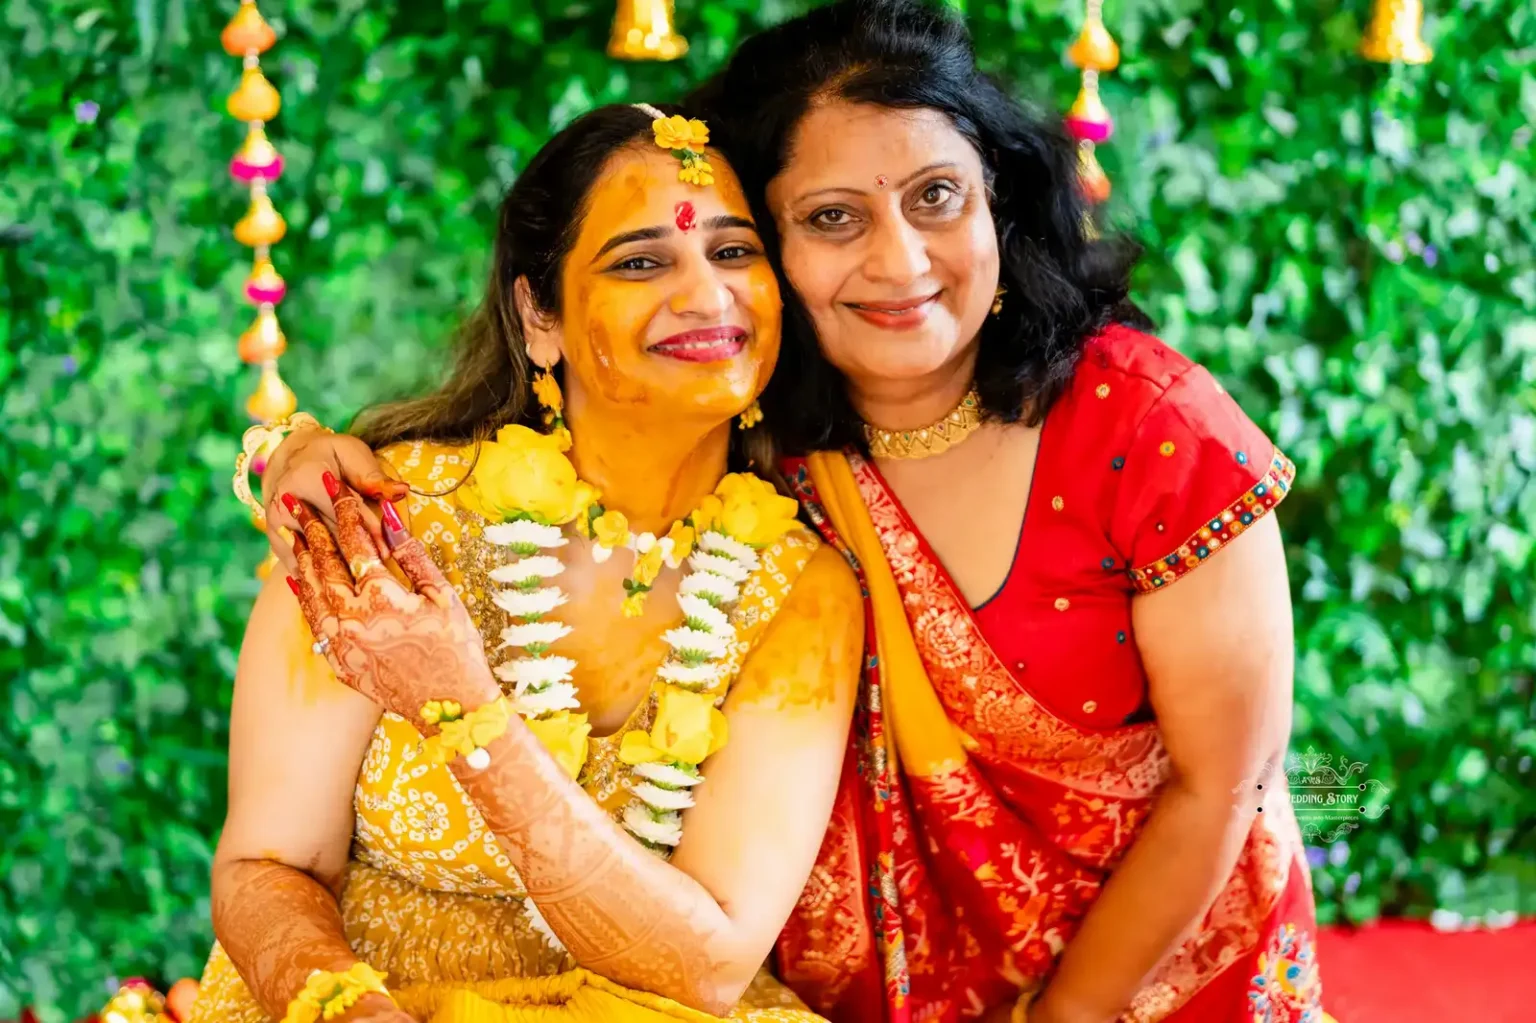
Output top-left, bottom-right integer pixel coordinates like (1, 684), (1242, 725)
(191, 103), (862, 1023)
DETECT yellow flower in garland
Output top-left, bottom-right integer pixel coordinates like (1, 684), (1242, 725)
(621, 592), (647, 618)
(524, 710), (592, 780)
(715, 473), (800, 547)
(425, 698), (510, 766)
(664, 520), (696, 566)
(690, 495), (724, 534)
(459, 425), (585, 525)
(632, 544), (666, 588)
(592, 509), (630, 549)
(419, 700), (462, 727)
(618, 685), (728, 767)
(678, 158), (715, 188)
(652, 115), (709, 153)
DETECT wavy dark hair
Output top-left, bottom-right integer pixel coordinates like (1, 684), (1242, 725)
(689, 0), (1149, 454)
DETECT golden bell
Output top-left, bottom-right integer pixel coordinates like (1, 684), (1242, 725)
(234, 192), (287, 247)
(607, 0), (688, 62)
(227, 67), (281, 122)
(239, 308), (287, 363)
(1360, 0), (1433, 64)
(246, 364), (298, 422)
(1066, 17), (1120, 72)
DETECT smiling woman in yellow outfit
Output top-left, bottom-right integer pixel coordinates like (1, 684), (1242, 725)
(189, 105), (862, 1023)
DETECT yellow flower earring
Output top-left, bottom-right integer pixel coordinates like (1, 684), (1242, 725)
(737, 401), (763, 430)
(530, 364), (572, 451)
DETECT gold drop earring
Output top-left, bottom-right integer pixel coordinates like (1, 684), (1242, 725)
(737, 401), (763, 430)
(992, 286), (1007, 316)
(530, 362), (571, 448)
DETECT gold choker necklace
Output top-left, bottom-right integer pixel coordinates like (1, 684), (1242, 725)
(863, 388), (983, 460)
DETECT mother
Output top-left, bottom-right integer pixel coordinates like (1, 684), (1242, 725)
(261, 2), (1322, 1021)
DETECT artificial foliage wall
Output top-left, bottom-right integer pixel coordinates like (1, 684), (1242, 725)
(2, 0), (1533, 1018)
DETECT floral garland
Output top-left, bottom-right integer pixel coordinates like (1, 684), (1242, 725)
(458, 424), (799, 851)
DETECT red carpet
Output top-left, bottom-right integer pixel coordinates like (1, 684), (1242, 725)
(1318, 920), (1534, 1022)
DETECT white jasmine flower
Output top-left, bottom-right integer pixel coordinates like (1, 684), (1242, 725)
(630, 782), (696, 811)
(464, 748), (491, 771)
(689, 550), (751, 583)
(492, 587), (567, 618)
(697, 530), (759, 570)
(493, 655), (576, 690)
(622, 804), (682, 846)
(679, 571), (740, 605)
(512, 682), (580, 717)
(497, 621), (572, 649)
(662, 627), (729, 660)
(658, 536), (677, 565)
(490, 556), (565, 585)
(632, 531), (657, 554)
(483, 521), (567, 549)
(677, 594), (732, 635)
(655, 661), (724, 688)
(632, 762), (704, 788)
(591, 544), (615, 564)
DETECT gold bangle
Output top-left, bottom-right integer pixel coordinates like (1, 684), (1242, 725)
(279, 962), (391, 1023)
(232, 412), (327, 523)
(1011, 990), (1038, 1023)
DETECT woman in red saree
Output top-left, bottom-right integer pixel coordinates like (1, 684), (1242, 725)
(256, 3), (1329, 1020)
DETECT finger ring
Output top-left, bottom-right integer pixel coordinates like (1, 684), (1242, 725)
(311, 637), (331, 655)
(350, 556), (385, 578)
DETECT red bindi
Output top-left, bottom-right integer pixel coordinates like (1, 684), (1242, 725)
(674, 201), (696, 232)
(875, 175), (888, 188)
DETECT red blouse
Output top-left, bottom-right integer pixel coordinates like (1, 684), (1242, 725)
(960, 323), (1292, 730)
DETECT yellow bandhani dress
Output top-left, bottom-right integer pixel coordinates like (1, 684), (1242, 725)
(190, 439), (828, 1023)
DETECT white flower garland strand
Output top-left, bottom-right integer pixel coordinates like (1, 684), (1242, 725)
(483, 514), (763, 855)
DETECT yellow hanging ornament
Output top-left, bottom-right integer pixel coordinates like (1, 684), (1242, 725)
(1360, 0), (1433, 64)
(246, 363), (298, 422)
(226, 67), (281, 122)
(608, 0), (688, 61)
(1066, 14), (1120, 72)
(234, 190), (287, 247)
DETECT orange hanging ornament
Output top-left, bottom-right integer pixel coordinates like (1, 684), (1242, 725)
(238, 307), (287, 363)
(1066, 13), (1120, 72)
(221, 0), (277, 57)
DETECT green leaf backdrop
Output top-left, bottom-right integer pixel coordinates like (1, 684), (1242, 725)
(1, 0), (1533, 1018)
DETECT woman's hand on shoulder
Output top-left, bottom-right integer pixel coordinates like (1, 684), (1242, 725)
(261, 426), (408, 574)
(285, 481), (500, 728)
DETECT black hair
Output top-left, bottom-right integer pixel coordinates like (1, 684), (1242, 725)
(690, 0), (1149, 454)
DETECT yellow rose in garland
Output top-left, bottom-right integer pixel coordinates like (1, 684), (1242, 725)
(714, 473), (801, 547)
(459, 424), (587, 524)
(618, 685), (728, 767)
(524, 710), (592, 780)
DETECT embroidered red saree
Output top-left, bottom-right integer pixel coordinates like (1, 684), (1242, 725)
(775, 327), (1325, 1023)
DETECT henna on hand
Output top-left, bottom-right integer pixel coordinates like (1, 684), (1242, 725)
(285, 489), (499, 726)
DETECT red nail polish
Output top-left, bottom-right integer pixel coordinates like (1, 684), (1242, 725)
(381, 499), (405, 535)
(322, 471), (341, 500)
(281, 493), (300, 516)
(285, 576), (300, 596)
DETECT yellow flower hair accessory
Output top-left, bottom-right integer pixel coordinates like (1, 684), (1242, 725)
(280, 963), (391, 1023)
(420, 696), (511, 771)
(649, 113), (714, 188)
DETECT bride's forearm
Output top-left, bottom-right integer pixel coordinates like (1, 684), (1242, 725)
(211, 858), (368, 1019)
(451, 722), (743, 1014)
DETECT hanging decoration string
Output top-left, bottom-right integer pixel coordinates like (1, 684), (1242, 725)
(1064, 0), (1120, 224)
(223, 2), (298, 517)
